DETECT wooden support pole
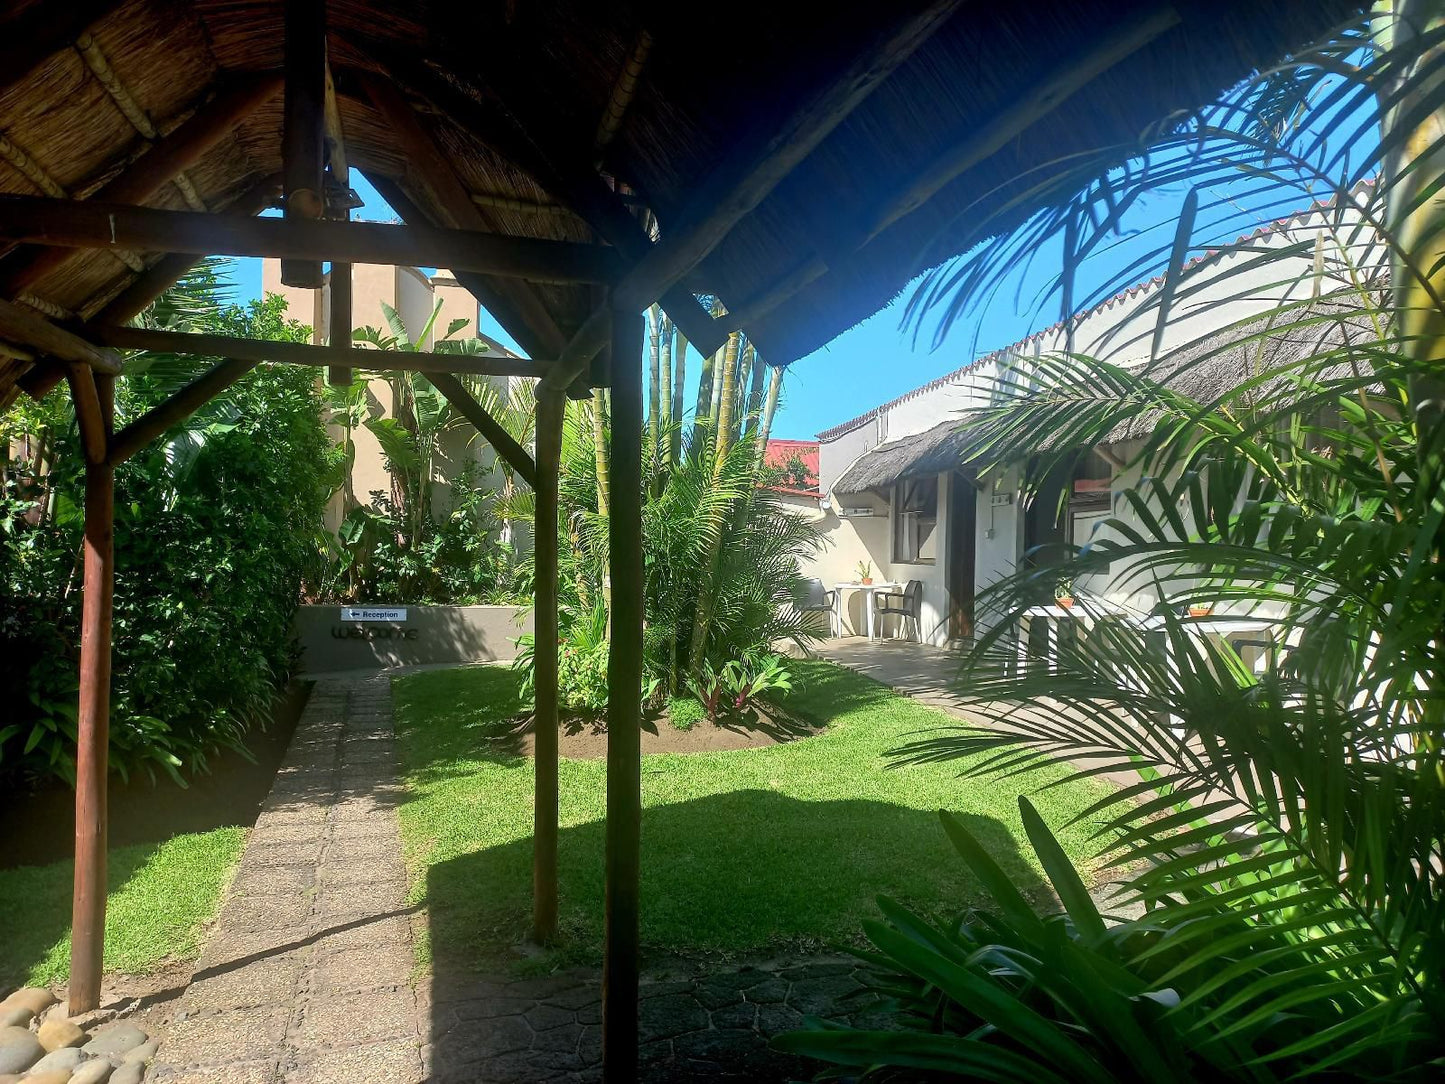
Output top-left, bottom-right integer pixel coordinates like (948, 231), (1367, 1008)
(68, 372), (114, 1015)
(89, 325), (554, 379)
(602, 304), (643, 1083)
(67, 366), (108, 465)
(0, 75), (282, 297)
(282, 0), (327, 287)
(0, 195), (622, 284)
(532, 387), (564, 944)
(109, 358), (258, 464)
(328, 262), (353, 385)
(428, 371), (538, 488)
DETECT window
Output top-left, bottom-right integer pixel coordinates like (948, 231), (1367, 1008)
(1068, 451), (1113, 546)
(893, 476), (938, 563)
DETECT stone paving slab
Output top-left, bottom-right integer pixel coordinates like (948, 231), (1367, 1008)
(150, 675), (425, 1083)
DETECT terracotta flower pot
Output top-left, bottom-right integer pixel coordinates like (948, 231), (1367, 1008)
(861, 578), (873, 585)
(1057, 596), (1074, 609)
(1189, 605), (1213, 618)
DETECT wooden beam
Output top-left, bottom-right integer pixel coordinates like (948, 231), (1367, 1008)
(391, 63), (724, 356)
(0, 74), (282, 298)
(722, 4), (1181, 328)
(619, 0), (963, 312)
(17, 176), (280, 402)
(89, 325), (554, 378)
(0, 298), (120, 373)
(68, 372), (114, 1014)
(357, 82), (571, 357)
(109, 358), (258, 464)
(0, 195), (623, 284)
(327, 262), (353, 385)
(602, 304), (643, 1083)
(0, 0), (123, 96)
(95, 178), (282, 326)
(282, 0), (327, 287)
(532, 387), (563, 944)
(428, 371), (538, 489)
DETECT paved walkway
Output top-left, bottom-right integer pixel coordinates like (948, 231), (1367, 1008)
(153, 674), (425, 1084)
(811, 636), (1142, 790)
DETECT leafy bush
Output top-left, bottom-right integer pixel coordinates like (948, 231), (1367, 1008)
(1, 269), (330, 785)
(515, 598), (610, 716)
(687, 653), (793, 721)
(666, 696), (705, 731)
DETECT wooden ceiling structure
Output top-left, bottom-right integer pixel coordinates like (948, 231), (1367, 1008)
(0, 0), (1359, 1078)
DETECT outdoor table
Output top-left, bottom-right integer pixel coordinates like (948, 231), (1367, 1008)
(1136, 613), (1283, 730)
(833, 581), (904, 640)
(1017, 599), (1131, 674)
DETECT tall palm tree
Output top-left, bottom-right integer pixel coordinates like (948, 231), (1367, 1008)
(785, 13), (1445, 1080)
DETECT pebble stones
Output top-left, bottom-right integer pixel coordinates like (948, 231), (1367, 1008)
(29, 1046), (88, 1074)
(0, 1025), (43, 1074)
(82, 1022), (148, 1059)
(0, 988), (56, 1017)
(111, 1065), (146, 1084)
(37, 1016), (87, 1051)
(70, 1057), (119, 1083)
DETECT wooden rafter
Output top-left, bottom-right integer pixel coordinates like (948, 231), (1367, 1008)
(358, 77), (570, 357)
(0, 298), (121, 374)
(428, 371), (538, 489)
(594, 30), (653, 159)
(66, 365), (109, 465)
(622, 0), (963, 319)
(0, 0), (123, 97)
(363, 171), (570, 363)
(0, 195), (625, 284)
(542, 1), (963, 393)
(723, 4), (1181, 328)
(109, 358), (257, 464)
(89, 325), (554, 378)
(17, 176), (280, 402)
(282, 0), (327, 287)
(389, 61), (726, 357)
(0, 74), (282, 298)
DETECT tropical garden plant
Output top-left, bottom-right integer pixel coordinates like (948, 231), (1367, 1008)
(318, 300), (530, 605)
(782, 9), (1444, 1081)
(512, 310), (817, 716)
(1, 262), (332, 785)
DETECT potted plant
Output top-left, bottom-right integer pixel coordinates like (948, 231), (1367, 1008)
(1188, 601), (1214, 618)
(856, 560), (873, 586)
(1054, 576), (1075, 609)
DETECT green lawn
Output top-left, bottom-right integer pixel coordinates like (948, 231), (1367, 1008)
(0, 827), (246, 988)
(393, 660), (1112, 970)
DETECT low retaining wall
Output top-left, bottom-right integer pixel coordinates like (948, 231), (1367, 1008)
(293, 604), (533, 673)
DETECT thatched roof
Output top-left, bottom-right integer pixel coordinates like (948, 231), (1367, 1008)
(831, 294), (1382, 495)
(1101, 296), (1382, 444)
(833, 417), (976, 494)
(0, 0), (1360, 407)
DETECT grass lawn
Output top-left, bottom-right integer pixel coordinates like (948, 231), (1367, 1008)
(393, 660), (1113, 971)
(0, 827), (246, 988)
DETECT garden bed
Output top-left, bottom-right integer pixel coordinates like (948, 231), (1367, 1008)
(482, 705), (821, 760)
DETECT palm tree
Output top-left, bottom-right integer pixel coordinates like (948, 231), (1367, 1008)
(784, 13), (1445, 1080)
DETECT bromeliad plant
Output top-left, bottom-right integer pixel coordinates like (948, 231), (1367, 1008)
(786, 12), (1444, 1082)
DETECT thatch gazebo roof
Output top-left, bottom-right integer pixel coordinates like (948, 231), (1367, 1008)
(0, 0), (1361, 405)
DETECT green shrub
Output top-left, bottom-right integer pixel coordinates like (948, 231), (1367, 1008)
(1, 273), (331, 786)
(666, 696), (705, 731)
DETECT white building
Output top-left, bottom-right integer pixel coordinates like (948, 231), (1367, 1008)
(805, 182), (1386, 645)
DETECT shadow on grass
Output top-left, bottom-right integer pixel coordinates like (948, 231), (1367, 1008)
(421, 788), (1043, 1082)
